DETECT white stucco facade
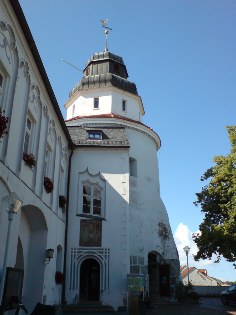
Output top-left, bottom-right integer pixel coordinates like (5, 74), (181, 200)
(65, 87), (144, 122)
(181, 266), (219, 287)
(0, 1), (71, 313)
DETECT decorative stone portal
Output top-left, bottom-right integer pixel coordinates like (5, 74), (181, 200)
(69, 248), (110, 295)
(80, 259), (100, 301)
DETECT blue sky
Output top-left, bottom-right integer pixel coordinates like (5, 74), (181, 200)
(19, 0), (236, 281)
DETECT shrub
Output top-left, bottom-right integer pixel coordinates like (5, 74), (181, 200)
(175, 281), (199, 303)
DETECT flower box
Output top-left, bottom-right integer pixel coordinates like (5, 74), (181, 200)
(55, 271), (64, 285)
(44, 176), (54, 193)
(23, 152), (36, 169)
(59, 195), (67, 209)
(0, 108), (9, 139)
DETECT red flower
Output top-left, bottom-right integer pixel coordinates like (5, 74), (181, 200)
(55, 271), (64, 285)
(59, 195), (67, 208)
(23, 152), (36, 169)
(0, 108), (9, 139)
(44, 176), (54, 193)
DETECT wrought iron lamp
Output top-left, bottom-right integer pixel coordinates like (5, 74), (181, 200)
(45, 248), (54, 263)
(0, 192), (22, 304)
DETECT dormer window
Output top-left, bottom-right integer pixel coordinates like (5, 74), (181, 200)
(88, 131), (102, 140)
(94, 97), (99, 109)
(122, 99), (127, 112)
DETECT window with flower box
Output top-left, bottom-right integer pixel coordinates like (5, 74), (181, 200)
(23, 113), (35, 154)
(44, 144), (52, 177)
(59, 166), (67, 209)
(59, 166), (65, 195)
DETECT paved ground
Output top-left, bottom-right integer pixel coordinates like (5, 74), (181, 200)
(146, 298), (236, 315)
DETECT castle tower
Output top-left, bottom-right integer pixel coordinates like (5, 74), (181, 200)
(65, 50), (180, 308)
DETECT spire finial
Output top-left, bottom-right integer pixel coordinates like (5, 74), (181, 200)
(100, 19), (112, 52)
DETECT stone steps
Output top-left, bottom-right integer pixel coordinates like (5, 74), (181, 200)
(62, 303), (115, 314)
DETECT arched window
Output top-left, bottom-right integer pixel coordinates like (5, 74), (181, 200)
(23, 112), (35, 154)
(82, 182), (102, 216)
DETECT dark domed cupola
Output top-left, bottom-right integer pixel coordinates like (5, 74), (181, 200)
(69, 51), (138, 97)
(85, 51), (128, 79)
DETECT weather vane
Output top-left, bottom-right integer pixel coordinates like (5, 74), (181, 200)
(100, 19), (112, 52)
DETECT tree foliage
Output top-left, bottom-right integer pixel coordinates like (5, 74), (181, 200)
(193, 126), (236, 266)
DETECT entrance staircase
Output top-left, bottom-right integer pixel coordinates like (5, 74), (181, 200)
(62, 301), (116, 315)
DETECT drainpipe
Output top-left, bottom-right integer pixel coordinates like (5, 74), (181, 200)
(61, 146), (74, 304)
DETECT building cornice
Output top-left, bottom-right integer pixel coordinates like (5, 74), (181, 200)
(66, 114), (161, 149)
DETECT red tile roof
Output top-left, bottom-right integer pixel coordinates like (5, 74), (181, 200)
(181, 267), (195, 279)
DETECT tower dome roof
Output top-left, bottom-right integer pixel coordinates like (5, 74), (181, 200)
(69, 51), (138, 97)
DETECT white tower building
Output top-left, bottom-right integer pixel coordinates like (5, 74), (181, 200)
(65, 51), (180, 308)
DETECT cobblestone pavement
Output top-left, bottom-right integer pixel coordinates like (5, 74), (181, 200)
(146, 298), (236, 315)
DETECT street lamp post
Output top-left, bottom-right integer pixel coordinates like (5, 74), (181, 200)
(0, 193), (22, 305)
(183, 246), (190, 287)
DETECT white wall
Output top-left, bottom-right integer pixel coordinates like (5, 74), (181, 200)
(127, 127), (178, 263)
(66, 147), (130, 308)
(0, 1), (70, 311)
(65, 88), (143, 122)
(183, 269), (219, 286)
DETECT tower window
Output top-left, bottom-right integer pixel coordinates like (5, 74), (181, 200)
(88, 131), (102, 140)
(72, 104), (75, 117)
(114, 63), (120, 75)
(129, 157), (137, 177)
(122, 99), (127, 112)
(94, 98), (99, 109)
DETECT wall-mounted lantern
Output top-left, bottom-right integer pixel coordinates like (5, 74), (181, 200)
(45, 248), (54, 263)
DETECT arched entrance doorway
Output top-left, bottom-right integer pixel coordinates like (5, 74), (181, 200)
(19, 205), (47, 312)
(80, 259), (100, 301)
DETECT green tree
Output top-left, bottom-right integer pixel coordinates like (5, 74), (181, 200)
(193, 126), (236, 266)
